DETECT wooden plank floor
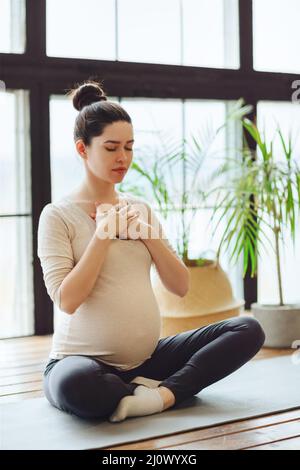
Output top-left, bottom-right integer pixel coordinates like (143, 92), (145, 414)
(0, 334), (299, 450)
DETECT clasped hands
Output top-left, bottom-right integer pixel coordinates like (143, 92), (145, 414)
(90, 199), (155, 240)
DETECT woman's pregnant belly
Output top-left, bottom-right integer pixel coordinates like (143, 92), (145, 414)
(58, 275), (162, 370)
(53, 237), (163, 370)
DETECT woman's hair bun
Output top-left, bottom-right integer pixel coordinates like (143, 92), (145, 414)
(70, 80), (107, 111)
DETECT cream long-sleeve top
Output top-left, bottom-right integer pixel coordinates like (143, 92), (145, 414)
(37, 192), (179, 371)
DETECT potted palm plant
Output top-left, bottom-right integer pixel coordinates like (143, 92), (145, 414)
(209, 117), (300, 347)
(119, 100), (250, 336)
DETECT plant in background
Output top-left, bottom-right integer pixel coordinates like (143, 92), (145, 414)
(209, 118), (300, 306)
(119, 99), (252, 265)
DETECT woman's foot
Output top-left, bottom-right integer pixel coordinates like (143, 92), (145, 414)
(157, 385), (176, 410)
(109, 385), (164, 423)
(130, 376), (162, 389)
(108, 385), (176, 423)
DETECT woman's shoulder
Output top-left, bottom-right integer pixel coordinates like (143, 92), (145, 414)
(38, 198), (78, 235)
(39, 199), (68, 220)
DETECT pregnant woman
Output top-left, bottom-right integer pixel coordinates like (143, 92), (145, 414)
(38, 80), (265, 423)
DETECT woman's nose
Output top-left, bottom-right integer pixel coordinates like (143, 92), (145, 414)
(117, 151), (129, 162)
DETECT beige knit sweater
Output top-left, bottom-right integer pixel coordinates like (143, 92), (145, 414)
(37, 193), (178, 371)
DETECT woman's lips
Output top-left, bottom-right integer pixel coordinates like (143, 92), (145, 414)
(112, 169), (126, 174)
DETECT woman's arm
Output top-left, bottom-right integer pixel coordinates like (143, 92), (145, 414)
(128, 200), (190, 297)
(37, 204), (112, 316)
(59, 233), (111, 315)
(143, 235), (190, 297)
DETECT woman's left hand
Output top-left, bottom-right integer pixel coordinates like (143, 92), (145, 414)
(125, 213), (158, 241)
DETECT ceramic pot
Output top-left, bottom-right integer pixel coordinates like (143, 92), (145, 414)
(251, 303), (300, 348)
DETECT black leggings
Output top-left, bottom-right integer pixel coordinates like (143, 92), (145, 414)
(43, 316), (265, 420)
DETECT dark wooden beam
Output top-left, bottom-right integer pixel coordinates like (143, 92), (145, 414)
(25, 0), (46, 57)
(30, 84), (53, 334)
(239, 0), (253, 72)
(0, 53), (298, 101)
(242, 103), (258, 309)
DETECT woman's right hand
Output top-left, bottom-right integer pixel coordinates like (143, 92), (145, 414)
(91, 200), (139, 239)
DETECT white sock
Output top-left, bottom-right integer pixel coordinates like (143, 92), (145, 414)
(109, 385), (164, 423)
(130, 376), (162, 389)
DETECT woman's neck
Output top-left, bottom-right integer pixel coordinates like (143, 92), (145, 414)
(69, 182), (120, 205)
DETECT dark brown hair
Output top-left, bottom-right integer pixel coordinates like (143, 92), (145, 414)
(66, 79), (132, 146)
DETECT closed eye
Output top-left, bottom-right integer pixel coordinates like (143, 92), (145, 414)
(106, 148), (133, 152)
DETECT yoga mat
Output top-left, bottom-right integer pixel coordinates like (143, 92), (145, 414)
(1, 355), (300, 450)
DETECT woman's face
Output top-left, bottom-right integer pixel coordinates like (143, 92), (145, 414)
(76, 120), (134, 182)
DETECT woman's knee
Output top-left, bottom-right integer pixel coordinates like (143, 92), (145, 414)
(48, 367), (105, 418)
(53, 370), (89, 415)
(51, 369), (130, 419)
(235, 316), (265, 349)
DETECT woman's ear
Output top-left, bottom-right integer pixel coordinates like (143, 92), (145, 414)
(75, 139), (87, 159)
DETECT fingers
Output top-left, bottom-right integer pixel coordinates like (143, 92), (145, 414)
(127, 208), (138, 218)
(116, 201), (129, 212)
(92, 201), (139, 223)
(128, 213), (139, 221)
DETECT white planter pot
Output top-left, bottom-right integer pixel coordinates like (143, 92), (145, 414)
(251, 303), (300, 348)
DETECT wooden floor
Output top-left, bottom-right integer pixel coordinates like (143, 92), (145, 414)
(0, 334), (299, 450)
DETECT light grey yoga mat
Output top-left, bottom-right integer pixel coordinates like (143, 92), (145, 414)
(1, 355), (300, 450)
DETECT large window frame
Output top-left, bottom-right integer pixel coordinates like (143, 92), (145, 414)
(0, 0), (297, 335)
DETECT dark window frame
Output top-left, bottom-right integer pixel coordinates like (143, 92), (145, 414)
(0, 0), (297, 334)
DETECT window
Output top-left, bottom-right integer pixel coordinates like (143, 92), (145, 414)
(181, 0), (239, 69)
(184, 100), (243, 300)
(49, 95), (84, 202)
(0, 0), (26, 53)
(253, 0), (300, 74)
(0, 89), (33, 338)
(118, 0), (181, 65)
(46, 0), (239, 68)
(46, 0), (116, 59)
(257, 101), (300, 304)
(119, 0), (239, 68)
(120, 97), (183, 201)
